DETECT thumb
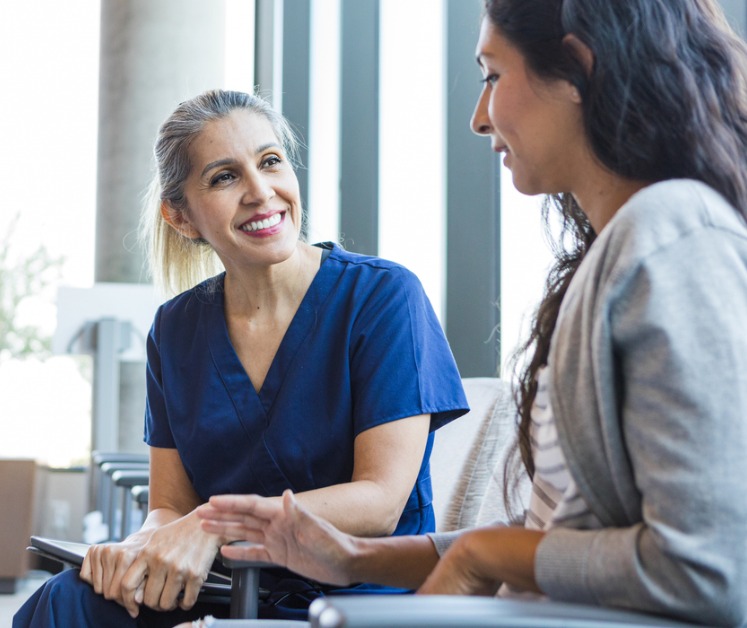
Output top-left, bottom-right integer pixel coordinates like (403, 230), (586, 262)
(281, 489), (298, 513)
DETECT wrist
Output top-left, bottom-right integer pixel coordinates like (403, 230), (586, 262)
(343, 535), (371, 586)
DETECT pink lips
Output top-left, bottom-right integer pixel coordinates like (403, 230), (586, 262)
(493, 145), (511, 168)
(239, 211), (286, 238)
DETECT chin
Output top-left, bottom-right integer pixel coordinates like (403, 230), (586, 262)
(511, 172), (550, 198)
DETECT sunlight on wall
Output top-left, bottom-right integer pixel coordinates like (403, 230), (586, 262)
(307, 0), (341, 244)
(1, 0), (256, 467)
(499, 165), (553, 375)
(224, 0), (256, 92)
(378, 0), (446, 321)
(0, 0), (100, 466)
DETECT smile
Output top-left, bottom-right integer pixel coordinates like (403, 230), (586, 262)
(240, 212), (283, 233)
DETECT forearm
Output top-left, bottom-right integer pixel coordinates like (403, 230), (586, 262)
(294, 480), (406, 537)
(346, 534), (440, 589)
(291, 415), (431, 537)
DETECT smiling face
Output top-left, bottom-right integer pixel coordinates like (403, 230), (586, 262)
(471, 17), (588, 197)
(166, 109), (302, 271)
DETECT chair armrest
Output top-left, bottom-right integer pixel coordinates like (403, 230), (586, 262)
(220, 541), (277, 619)
(307, 595), (693, 627)
(131, 484), (149, 507)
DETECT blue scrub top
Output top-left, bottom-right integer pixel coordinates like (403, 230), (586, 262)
(144, 243), (469, 537)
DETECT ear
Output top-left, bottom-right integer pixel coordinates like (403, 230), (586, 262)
(160, 201), (201, 240)
(562, 33), (594, 103)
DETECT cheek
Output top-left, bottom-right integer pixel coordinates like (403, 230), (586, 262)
(488, 90), (515, 136)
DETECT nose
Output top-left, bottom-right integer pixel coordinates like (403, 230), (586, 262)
(241, 170), (274, 205)
(470, 87), (492, 136)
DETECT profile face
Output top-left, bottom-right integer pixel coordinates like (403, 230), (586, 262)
(470, 17), (586, 197)
(178, 109), (303, 270)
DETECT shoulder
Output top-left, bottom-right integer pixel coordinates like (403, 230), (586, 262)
(603, 179), (747, 257)
(155, 273), (224, 327)
(325, 243), (425, 290)
(327, 242), (414, 273)
(582, 179), (747, 289)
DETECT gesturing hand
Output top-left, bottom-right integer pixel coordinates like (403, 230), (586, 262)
(198, 489), (357, 586)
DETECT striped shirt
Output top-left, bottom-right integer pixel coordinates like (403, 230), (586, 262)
(526, 366), (600, 531)
(498, 367), (601, 599)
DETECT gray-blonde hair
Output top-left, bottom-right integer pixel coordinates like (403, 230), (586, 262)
(140, 89), (301, 297)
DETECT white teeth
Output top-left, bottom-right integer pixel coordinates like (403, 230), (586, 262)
(241, 213), (282, 232)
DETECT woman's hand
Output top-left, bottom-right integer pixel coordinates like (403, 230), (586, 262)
(80, 529), (152, 616)
(198, 489), (357, 587)
(80, 511), (223, 618)
(418, 526), (544, 597)
(417, 531), (501, 596)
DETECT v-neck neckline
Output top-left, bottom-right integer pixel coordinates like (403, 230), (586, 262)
(206, 243), (342, 426)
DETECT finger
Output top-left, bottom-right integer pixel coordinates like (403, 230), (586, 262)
(197, 509), (255, 524)
(120, 560), (149, 617)
(158, 572), (187, 612)
(220, 542), (271, 563)
(200, 520), (265, 542)
(81, 546), (101, 591)
(80, 547), (93, 583)
(102, 549), (129, 601)
(282, 489), (299, 516)
(179, 574), (203, 611)
(196, 503), (247, 522)
(134, 579), (145, 606)
(199, 509), (270, 534)
(208, 494), (279, 520)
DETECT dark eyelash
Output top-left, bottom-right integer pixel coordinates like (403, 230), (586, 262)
(210, 172), (234, 185)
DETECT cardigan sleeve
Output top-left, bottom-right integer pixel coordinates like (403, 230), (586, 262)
(538, 185), (747, 626)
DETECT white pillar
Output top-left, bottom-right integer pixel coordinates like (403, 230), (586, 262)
(95, 0), (227, 452)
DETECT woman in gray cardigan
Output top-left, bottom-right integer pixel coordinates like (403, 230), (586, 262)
(197, 0), (747, 625)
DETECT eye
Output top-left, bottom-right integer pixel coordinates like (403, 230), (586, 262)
(210, 171), (236, 186)
(480, 74), (499, 87)
(261, 154), (283, 169)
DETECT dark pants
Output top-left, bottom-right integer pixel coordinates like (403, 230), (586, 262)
(12, 569), (232, 628)
(13, 566), (401, 626)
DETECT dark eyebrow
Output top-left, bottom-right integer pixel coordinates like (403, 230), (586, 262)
(476, 51), (492, 68)
(201, 158), (235, 178)
(257, 142), (282, 153)
(200, 143), (283, 178)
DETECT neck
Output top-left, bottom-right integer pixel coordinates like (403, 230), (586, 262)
(223, 243), (321, 320)
(572, 168), (650, 234)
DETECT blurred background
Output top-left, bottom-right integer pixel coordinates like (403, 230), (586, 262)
(0, 0), (744, 603)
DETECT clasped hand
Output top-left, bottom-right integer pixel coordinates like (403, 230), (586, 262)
(79, 511), (222, 618)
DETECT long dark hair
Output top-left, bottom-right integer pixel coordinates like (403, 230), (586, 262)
(487, 0), (747, 480)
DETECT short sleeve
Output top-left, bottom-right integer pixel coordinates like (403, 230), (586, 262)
(349, 266), (468, 434)
(143, 306), (176, 448)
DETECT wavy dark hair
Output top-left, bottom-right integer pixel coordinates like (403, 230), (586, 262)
(486, 0), (747, 484)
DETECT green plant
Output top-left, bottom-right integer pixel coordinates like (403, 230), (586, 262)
(0, 214), (64, 361)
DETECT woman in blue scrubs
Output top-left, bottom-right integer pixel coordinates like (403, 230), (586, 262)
(14, 89), (469, 627)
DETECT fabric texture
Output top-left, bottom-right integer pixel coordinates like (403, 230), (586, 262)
(536, 179), (747, 626)
(525, 367), (597, 532)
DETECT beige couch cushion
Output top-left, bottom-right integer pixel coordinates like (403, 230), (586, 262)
(431, 377), (528, 532)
